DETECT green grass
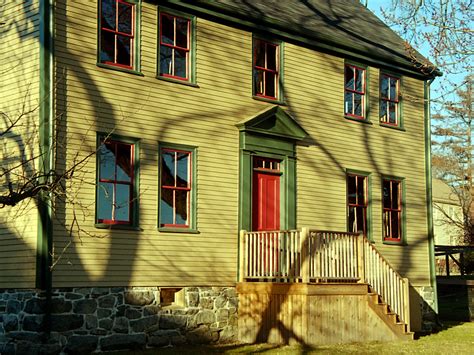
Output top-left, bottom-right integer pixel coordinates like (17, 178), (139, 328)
(111, 322), (474, 354)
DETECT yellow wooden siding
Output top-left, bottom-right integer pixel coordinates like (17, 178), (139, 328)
(52, 1), (431, 288)
(0, 0), (40, 288)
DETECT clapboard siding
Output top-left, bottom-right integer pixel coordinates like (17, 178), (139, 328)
(52, 1), (431, 288)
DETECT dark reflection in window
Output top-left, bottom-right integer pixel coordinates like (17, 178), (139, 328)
(253, 39), (279, 99)
(383, 179), (402, 240)
(344, 64), (365, 118)
(347, 174), (368, 235)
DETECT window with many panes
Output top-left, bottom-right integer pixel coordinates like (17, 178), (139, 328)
(253, 38), (280, 100)
(383, 179), (403, 242)
(159, 145), (196, 229)
(380, 74), (400, 126)
(99, 0), (137, 69)
(159, 12), (193, 81)
(96, 138), (137, 225)
(347, 174), (369, 235)
(344, 64), (366, 119)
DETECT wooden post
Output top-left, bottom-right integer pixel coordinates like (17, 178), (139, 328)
(445, 253), (450, 276)
(460, 251), (465, 276)
(403, 277), (411, 332)
(357, 234), (365, 283)
(301, 227), (310, 283)
(239, 230), (247, 282)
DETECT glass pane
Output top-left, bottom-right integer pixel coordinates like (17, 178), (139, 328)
(265, 71), (276, 98)
(97, 182), (113, 221)
(356, 207), (365, 234)
(176, 152), (189, 188)
(392, 181), (400, 209)
(383, 180), (391, 208)
(176, 17), (188, 48)
(391, 211), (400, 239)
(344, 92), (353, 115)
(100, 30), (115, 63)
(161, 14), (174, 45)
(117, 2), (133, 34)
(355, 68), (364, 92)
(160, 189), (174, 225)
(161, 151), (176, 187)
(116, 35), (131, 66)
(115, 184), (130, 222)
(353, 94), (363, 117)
(174, 49), (187, 79)
(389, 102), (397, 124)
(357, 176), (366, 205)
(383, 211), (390, 237)
(254, 70), (264, 95)
(380, 76), (389, 98)
(254, 40), (265, 68)
(175, 190), (188, 225)
(101, 0), (116, 30)
(347, 175), (356, 204)
(160, 45), (173, 75)
(99, 143), (116, 180)
(348, 206), (356, 233)
(116, 143), (132, 182)
(345, 66), (354, 89)
(267, 44), (277, 70)
(380, 101), (388, 122)
(390, 78), (398, 101)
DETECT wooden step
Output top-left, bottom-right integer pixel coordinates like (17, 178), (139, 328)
(367, 293), (412, 339)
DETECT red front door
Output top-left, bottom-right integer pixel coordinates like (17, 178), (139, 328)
(252, 158), (281, 231)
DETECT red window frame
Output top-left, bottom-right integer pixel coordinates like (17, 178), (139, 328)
(99, 0), (135, 69)
(383, 179), (402, 241)
(253, 39), (279, 100)
(159, 12), (191, 81)
(97, 140), (135, 225)
(347, 174), (368, 235)
(380, 74), (400, 126)
(159, 148), (192, 228)
(344, 64), (366, 119)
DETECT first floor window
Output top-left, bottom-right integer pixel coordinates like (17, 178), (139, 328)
(159, 145), (195, 228)
(253, 38), (280, 100)
(347, 174), (368, 235)
(99, 0), (136, 69)
(383, 179), (403, 241)
(344, 64), (366, 119)
(380, 74), (400, 126)
(97, 137), (137, 225)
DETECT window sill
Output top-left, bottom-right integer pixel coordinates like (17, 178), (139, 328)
(379, 123), (406, 131)
(158, 227), (200, 234)
(95, 223), (141, 231)
(344, 115), (372, 124)
(252, 95), (286, 105)
(96, 63), (144, 76)
(383, 239), (407, 246)
(157, 75), (199, 88)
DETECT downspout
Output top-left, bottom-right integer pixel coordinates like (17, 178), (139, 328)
(424, 78), (438, 314)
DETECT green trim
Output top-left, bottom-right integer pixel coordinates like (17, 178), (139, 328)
(424, 80), (438, 313)
(96, 0), (141, 72)
(252, 35), (285, 104)
(344, 115), (373, 125)
(157, 7), (197, 84)
(379, 71), (404, 129)
(344, 60), (370, 121)
(95, 133), (140, 228)
(36, 0), (54, 290)
(157, 142), (198, 232)
(346, 169), (372, 242)
(379, 123), (406, 131)
(381, 175), (407, 246)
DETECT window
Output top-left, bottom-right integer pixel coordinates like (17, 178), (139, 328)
(253, 38), (280, 100)
(159, 11), (194, 82)
(380, 74), (400, 126)
(347, 174), (369, 235)
(96, 137), (137, 225)
(159, 145), (196, 230)
(99, 0), (137, 69)
(383, 179), (403, 241)
(344, 64), (366, 119)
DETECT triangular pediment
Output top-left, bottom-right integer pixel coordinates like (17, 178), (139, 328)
(236, 106), (308, 141)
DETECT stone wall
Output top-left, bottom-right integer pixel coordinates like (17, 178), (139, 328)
(416, 286), (439, 332)
(0, 286), (238, 354)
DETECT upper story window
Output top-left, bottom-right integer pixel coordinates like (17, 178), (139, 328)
(380, 74), (400, 126)
(347, 173), (369, 236)
(344, 64), (366, 119)
(99, 0), (137, 69)
(383, 178), (404, 242)
(159, 12), (194, 82)
(253, 38), (281, 101)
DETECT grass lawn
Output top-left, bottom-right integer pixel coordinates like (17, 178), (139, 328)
(111, 321), (474, 354)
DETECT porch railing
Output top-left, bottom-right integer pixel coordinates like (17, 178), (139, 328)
(239, 228), (410, 328)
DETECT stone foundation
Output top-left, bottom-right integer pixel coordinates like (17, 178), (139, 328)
(0, 286), (238, 354)
(416, 286), (439, 332)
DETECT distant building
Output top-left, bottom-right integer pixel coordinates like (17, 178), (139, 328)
(433, 178), (463, 246)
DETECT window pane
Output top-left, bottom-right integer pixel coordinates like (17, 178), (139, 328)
(390, 78), (398, 101)
(348, 206), (356, 233)
(160, 45), (173, 75)
(176, 17), (188, 48)
(383, 180), (391, 208)
(353, 93), (363, 117)
(381, 76), (389, 98)
(175, 190), (188, 225)
(254, 40), (265, 68)
(392, 181), (400, 209)
(160, 189), (174, 225)
(115, 184), (130, 222)
(356, 206), (365, 234)
(267, 44), (277, 70)
(391, 211), (400, 239)
(380, 101), (388, 122)
(348, 175), (356, 204)
(265, 71), (276, 98)
(116, 143), (132, 182)
(98, 182), (114, 220)
(389, 102), (397, 124)
(117, 2), (133, 34)
(161, 14), (174, 45)
(344, 92), (353, 115)
(116, 35), (131, 66)
(176, 152), (189, 188)
(357, 176), (365, 204)
(254, 70), (264, 95)
(99, 143), (116, 180)
(174, 49), (187, 78)
(161, 151), (176, 187)
(101, 0), (116, 30)
(100, 30), (115, 63)
(355, 68), (364, 92)
(345, 66), (355, 89)
(383, 211), (390, 237)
